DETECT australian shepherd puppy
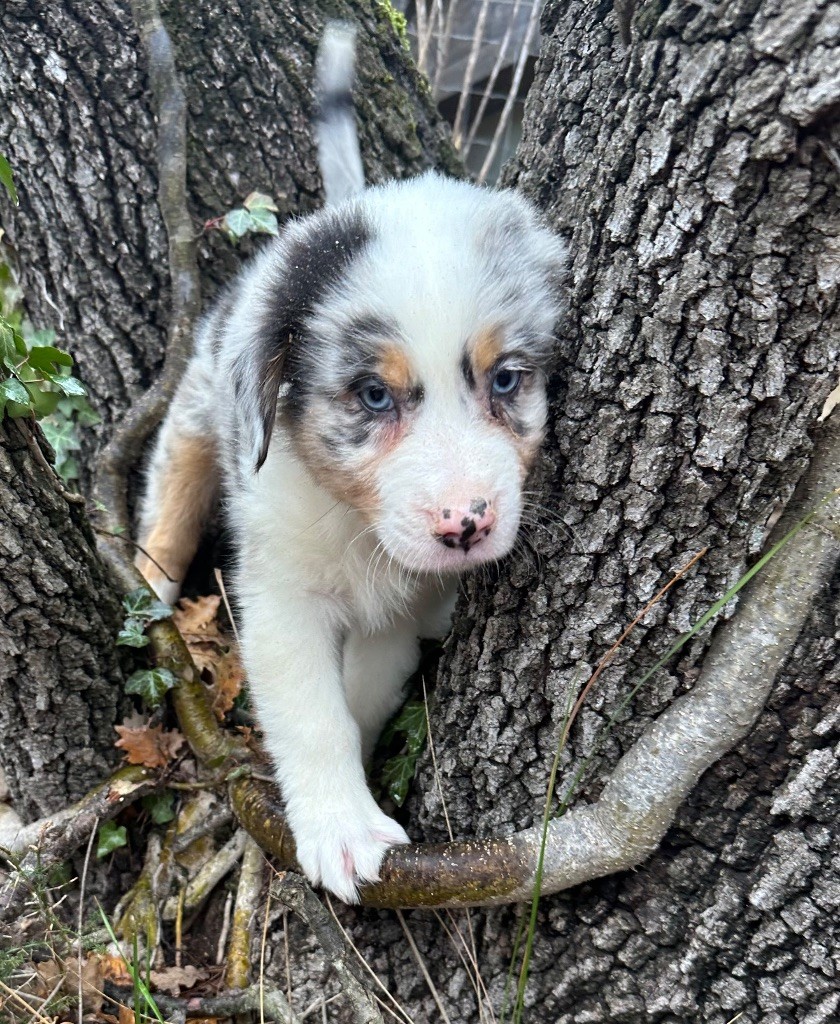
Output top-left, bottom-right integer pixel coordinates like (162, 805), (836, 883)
(136, 24), (567, 902)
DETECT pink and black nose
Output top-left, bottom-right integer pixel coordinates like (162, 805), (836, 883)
(433, 499), (496, 552)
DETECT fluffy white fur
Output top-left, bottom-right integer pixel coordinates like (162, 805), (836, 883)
(136, 28), (567, 902)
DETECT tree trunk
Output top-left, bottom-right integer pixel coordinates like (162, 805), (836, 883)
(334, 2), (836, 1022)
(2, 0), (839, 1021)
(0, 0), (457, 465)
(0, 419), (126, 820)
(0, 0), (453, 817)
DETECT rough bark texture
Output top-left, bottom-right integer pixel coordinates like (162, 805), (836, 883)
(0, 419), (126, 820)
(1, 0), (839, 1020)
(341, 1), (837, 1022)
(0, 0), (457, 461)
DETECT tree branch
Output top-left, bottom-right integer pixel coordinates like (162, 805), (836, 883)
(0, 767), (157, 923)
(94, 0), (201, 588)
(117, 983), (301, 1024)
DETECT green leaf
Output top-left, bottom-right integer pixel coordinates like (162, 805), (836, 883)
(243, 190), (279, 212)
(26, 328), (57, 347)
(248, 207), (279, 236)
(125, 667), (177, 708)
(142, 791), (176, 825)
(58, 393), (100, 426)
(40, 414), (81, 462)
(223, 208), (256, 238)
(25, 382), (60, 417)
(57, 455), (79, 483)
(122, 587), (173, 623)
(47, 373), (87, 398)
(27, 344), (71, 371)
(0, 155), (17, 206)
(0, 377), (30, 408)
(380, 754), (417, 807)
(0, 319), (20, 362)
(96, 820), (128, 859)
(116, 618), (150, 648)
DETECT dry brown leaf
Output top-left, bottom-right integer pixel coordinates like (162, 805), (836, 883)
(210, 648), (246, 719)
(117, 1003), (135, 1024)
(173, 595), (221, 639)
(115, 721), (185, 769)
(30, 956), (104, 1015)
(149, 964), (210, 997)
(99, 953), (134, 988)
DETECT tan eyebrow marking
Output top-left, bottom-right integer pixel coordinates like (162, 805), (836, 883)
(377, 343), (415, 394)
(470, 325), (504, 379)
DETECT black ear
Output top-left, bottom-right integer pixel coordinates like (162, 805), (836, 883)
(239, 207), (372, 471)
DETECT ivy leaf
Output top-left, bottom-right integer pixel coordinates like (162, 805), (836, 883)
(40, 414), (81, 463)
(27, 328), (57, 347)
(27, 345), (72, 372)
(223, 208), (256, 239)
(0, 155), (17, 206)
(59, 455), (80, 482)
(96, 820), (128, 859)
(122, 587), (173, 623)
(243, 190), (279, 212)
(248, 207), (279, 236)
(24, 382), (59, 417)
(142, 790), (176, 825)
(0, 319), (21, 362)
(0, 377), (31, 413)
(58, 393), (100, 426)
(125, 667), (177, 708)
(116, 618), (150, 648)
(47, 373), (87, 398)
(379, 754), (418, 808)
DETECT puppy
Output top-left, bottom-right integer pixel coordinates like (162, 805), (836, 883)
(136, 24), (567, 902)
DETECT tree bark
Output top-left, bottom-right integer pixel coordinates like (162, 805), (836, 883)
(1, 0), (839, 1021)
(0, 419), (126, 820)
(0, 0), (457, 462)
(348, 2), (837, 1022)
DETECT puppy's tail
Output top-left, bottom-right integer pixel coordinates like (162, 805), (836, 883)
(315, 22), (365, 205)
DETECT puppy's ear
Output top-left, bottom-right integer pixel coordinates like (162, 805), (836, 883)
(234, 207), (372, 472)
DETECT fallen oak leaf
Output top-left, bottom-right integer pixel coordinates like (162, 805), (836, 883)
(115, 721), (185, 769)
(173, 595), (222, 640)
(149, 964), (210, 996)
(210, 648), (246, 719)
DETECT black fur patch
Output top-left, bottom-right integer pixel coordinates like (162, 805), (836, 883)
(252, 210), (372, 468)
(317, 89), (354, 121)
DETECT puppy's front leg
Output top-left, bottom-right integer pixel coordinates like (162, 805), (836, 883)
(239, 576), (409, 903)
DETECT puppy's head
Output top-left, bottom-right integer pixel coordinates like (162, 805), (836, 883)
(239, 174), (567, 575)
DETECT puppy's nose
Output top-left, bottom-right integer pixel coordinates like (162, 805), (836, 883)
(433, 499), (496, 551)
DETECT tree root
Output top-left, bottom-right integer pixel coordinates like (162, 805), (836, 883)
(116, 983), (302, 1024)
(224, 835), (266, 989)
(271, 873), (384, 1024)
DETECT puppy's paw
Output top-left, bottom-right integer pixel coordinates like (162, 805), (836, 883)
(292, 802), (410, 904)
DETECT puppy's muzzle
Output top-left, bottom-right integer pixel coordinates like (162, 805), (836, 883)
(432, 498), (496, 552)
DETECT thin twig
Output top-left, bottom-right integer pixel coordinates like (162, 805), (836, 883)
(478, 0), (541, 183)
(78, 816), (99, 1024)
(558, 545), (708, 754)
(223, 835), (265, 986)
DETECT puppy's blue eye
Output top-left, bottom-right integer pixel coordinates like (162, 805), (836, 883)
(358, 380), (395, 413)
(491, 368), (522, 396)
